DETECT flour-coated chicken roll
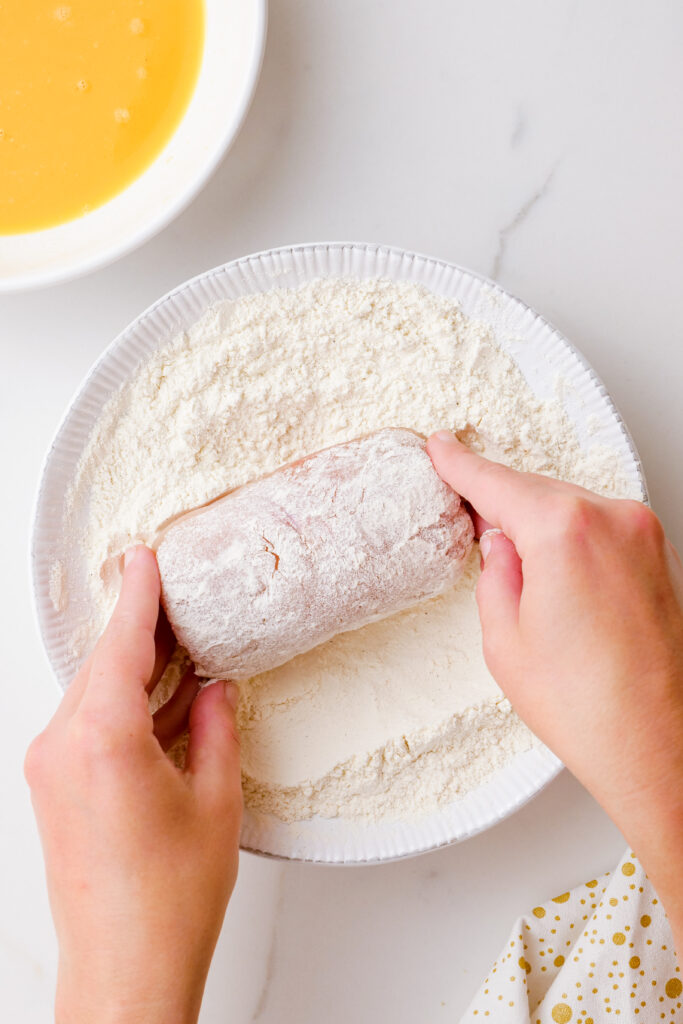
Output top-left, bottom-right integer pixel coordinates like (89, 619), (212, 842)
(155, 428), (474, 679)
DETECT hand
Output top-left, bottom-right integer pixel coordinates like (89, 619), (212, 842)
(427, 430), (683, 946)
(25, 546), (242, 1024)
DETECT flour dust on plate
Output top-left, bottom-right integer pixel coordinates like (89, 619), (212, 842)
(43, 273), (640, 836)
(31, 245), (648, 859)
(154, 429), (475, 680)
(0, 0), (204, 234)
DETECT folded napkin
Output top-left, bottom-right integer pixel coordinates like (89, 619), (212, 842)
(462, 851), (679, 1022)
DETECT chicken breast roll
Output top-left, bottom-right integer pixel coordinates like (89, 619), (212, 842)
(155, 428), (474, 679)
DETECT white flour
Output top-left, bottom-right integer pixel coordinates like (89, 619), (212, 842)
(155, 429), (474, 679)
(54, 277), (638, 823)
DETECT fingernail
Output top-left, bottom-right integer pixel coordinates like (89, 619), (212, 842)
(479, 528), (504, 562)
(223, 681), (239, 710)
(123, 546), (138, 568)
(433, 429), (456, 443)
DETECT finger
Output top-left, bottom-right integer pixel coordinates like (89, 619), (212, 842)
(54, 605), (170, 728)
(475, 530), (523, 670)
(147, 606), (177, 695)
(152, 668), (201, 751)
(81, 545), (161, 714)
(464, 500), (494, 539)
(185, 682), (242, 812)
(427, 431), (593, 555)
(50, 653), (93, 725)
(67, 568), (172, 703)
(427, 431), (548, 549)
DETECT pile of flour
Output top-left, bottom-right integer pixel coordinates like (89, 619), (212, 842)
(52, 277), (637, 823)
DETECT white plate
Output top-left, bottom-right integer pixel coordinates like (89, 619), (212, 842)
(0, 0), (267, 293)
(31, 243), (647, 863)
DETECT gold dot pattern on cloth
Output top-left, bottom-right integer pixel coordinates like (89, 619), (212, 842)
(665, 977), (682, 998)
(550, 1004), (572, 1022)
(461, 851), (678, 1022)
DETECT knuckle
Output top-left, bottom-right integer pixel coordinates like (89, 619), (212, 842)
(618, 500), (664, 542)
(547, 495), (597, 545)
(559, 495), (594, 532)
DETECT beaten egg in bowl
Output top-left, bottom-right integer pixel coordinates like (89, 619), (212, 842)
(0, 0), (266, 291)
(0, 1), (205, 234)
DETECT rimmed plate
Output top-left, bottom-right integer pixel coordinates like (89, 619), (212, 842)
(31, 243), (647, 863)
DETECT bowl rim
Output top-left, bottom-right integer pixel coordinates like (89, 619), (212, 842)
(29, 241), (648, 863)
(0, 0), (268, 294)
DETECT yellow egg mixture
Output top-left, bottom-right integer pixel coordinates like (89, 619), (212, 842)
(0, 1), (204, 233)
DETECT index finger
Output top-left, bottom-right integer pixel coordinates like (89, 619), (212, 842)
(81, 545), (161, 715)
(426, 430), (581, 553)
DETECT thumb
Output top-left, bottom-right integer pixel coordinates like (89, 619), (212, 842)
(476, 530), (523, 670)
(186, 681), (243, 816)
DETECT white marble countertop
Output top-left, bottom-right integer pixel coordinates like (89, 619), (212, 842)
(2, 1), (682, 1019)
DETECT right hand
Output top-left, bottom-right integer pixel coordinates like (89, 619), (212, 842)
(427, 430), (683, 942)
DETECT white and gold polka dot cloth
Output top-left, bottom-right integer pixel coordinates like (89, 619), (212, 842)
(462, 851), (680, 1022)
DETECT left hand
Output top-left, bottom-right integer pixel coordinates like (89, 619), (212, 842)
(25, 545), (242, 1024)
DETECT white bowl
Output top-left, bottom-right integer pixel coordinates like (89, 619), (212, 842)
(0, 0), (266, 293)
(31, 243), (647, 863)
